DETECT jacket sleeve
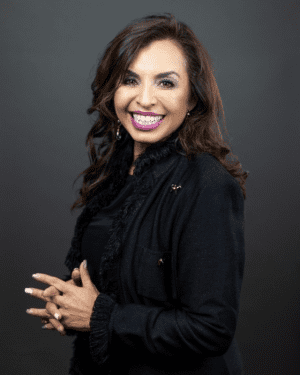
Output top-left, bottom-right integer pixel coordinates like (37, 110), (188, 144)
(88, 178), (245, 366)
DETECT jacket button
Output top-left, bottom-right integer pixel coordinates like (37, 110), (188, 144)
(157, 258), (164, 266)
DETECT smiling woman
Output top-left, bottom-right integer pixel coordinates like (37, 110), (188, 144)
(70, 13), (248, 211)
(31, 11), (249, 375)
(113, 38), (197, 162)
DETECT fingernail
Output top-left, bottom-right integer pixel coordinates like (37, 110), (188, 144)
(25, 288), (33, 294)
(54, 313), (60, 320)
(42, 325), (47, 329)
(83, 260), (87, 269)
(26, 309), (33, 314)
(32, 274), (41, 278)
(73, 268), (79, 271)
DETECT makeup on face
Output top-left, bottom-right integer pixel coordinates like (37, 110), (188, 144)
(114, 40), (194, 143)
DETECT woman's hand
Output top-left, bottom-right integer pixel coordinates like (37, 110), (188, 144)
(25, 260), (100, 333)
(40, 268), (82, 336)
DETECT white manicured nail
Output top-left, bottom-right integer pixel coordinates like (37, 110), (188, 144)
(25, 288), (33, 294)
(54, 313), (60, 320)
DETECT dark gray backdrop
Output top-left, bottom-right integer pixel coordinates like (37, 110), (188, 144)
(1, 1), (299, 374)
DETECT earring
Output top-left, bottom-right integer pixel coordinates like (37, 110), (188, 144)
(116, 119), (122, 140)
(187, 111), (190, 116)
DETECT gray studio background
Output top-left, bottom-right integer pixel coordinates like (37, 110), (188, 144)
(1, 1), (299, 374)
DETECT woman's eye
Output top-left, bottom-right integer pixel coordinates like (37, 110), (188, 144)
(124, 78), (136, 85)
(160, 80), (174, 88)
(123, 78), (174, 88)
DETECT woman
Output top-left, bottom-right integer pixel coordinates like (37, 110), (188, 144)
(25, 12), (249, 375)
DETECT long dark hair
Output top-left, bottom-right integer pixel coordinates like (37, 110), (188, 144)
(70, 12), (249, 213)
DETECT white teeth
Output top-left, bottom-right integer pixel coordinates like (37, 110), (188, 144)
(133, 114), (164, 123)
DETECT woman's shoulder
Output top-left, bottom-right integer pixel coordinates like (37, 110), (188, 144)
(183, 152), (240, 191)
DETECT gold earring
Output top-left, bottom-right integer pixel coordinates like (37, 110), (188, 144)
(116, 120), (121, 140)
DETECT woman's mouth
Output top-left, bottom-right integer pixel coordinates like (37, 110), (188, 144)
(130, 112), (166, 131)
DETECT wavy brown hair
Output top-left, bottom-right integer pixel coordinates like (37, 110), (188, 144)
(70, 12), (249, 213)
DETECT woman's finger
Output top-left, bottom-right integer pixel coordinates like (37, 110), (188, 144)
(72, 268), (79, 277)
(45, 301), (62, 321)
(43, 318), (66, 336)
(27, 304), (61, 322)
(27, 308), (65, 335)
(40, 314), (66, 336)
(25, 286), (56, 302)
(43, 285), (60, 298)
(71, 268), (82, 286)
(27, 307), (53, 319)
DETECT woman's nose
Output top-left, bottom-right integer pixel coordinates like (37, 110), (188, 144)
(136, 84), (157, 106)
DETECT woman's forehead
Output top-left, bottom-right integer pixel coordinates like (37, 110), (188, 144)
(128, 40), (188, 76)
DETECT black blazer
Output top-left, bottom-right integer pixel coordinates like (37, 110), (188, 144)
(63, 140), (245, 375)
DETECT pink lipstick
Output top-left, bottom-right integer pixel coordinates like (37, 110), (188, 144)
(130, 114), (165, 131)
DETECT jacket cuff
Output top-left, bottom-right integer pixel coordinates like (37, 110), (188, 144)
(89, 293), (117, 366)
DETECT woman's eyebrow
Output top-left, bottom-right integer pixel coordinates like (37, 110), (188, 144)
(126, 69), (180, 79)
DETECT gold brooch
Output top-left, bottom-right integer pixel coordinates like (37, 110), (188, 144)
(170, 184), (182, 195)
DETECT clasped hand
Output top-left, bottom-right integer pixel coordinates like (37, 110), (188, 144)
(25, 260), (100, 335)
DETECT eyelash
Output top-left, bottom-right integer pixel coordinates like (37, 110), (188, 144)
(123, 78), (175, 88)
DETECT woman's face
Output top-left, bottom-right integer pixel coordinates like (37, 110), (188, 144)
(114, 39), (196, 159)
